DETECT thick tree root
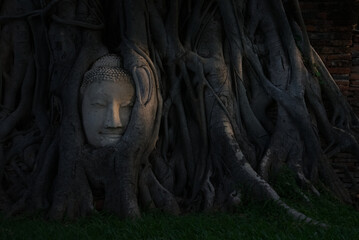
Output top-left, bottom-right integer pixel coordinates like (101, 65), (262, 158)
(0, 0), (358, 224)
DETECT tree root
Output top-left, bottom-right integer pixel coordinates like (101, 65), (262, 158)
(1, 0), (358, 225)
(212, 109), (325, 226)
(0, 58), (35, 142)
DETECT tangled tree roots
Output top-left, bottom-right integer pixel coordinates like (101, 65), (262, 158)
(0, 0), (358, 222)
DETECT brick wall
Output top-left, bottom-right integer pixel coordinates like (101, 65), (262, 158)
(350, 32), (359, 114)
(300, 0), (354, 95)
(338, 32), (359, 201)
(300, 0), (359, 202)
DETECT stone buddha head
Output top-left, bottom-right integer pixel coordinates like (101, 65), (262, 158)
(81, 54), (135, 147)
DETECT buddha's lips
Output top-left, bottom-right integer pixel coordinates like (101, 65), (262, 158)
(99, 131), (123, 136)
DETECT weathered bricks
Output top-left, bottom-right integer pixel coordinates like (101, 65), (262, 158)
(300, 0), (359, 199)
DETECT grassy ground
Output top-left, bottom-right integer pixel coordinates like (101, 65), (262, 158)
(1, 171), (359, 240)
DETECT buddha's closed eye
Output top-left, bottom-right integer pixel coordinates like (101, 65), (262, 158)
(91, 102), (107, 107)
(120, 101), (134, 108)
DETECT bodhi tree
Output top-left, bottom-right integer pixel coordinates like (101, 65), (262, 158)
(0, 0), (358, 222)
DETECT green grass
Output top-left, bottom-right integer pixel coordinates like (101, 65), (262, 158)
(1, 171), (359, 240)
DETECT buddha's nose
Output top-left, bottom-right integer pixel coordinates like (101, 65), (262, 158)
(104, 103), (122, 128)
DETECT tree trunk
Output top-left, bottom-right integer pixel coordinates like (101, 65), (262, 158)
(0, 0), (358, 221)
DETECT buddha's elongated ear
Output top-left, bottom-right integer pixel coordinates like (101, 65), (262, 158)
(132, 66), (153, 106)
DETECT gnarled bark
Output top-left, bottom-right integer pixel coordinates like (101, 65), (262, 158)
(0, 0), (358, 223)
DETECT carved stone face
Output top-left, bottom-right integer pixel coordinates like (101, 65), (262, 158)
(81, 80), (135, 147)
